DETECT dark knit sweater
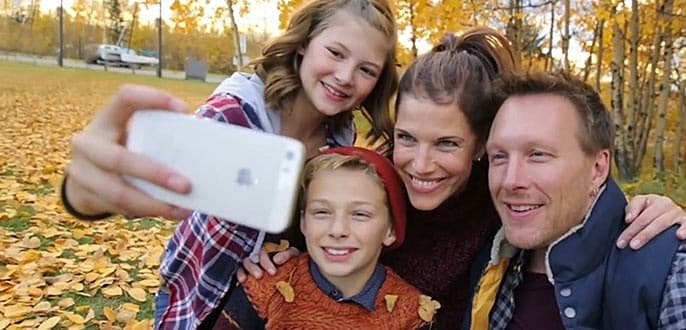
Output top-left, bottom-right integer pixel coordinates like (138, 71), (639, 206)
(380, 163), (501, 329)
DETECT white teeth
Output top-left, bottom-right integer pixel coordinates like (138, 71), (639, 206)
(411, 177), (439, 188)
(510, 204), (539, 212)
(325, 248), (350, 255)
(323, 83), (347, 97)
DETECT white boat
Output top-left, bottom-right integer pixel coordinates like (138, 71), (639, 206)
(86, 44), (158, 67)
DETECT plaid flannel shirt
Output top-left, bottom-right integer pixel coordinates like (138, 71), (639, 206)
(488, 243), (686, 329)
(157, 93), (350, 329)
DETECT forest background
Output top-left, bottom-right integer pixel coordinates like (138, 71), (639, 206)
(0, 0), (685, 328)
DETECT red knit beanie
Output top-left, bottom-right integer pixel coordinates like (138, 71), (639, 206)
(321, 147), (407, 251)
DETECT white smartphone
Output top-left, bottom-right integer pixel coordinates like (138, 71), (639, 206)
(125, 110), (305, 233)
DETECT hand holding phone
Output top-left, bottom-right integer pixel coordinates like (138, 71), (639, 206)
(125, 110), (305, 233)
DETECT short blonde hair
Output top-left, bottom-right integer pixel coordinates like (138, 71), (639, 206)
(300, 153), (386, 211)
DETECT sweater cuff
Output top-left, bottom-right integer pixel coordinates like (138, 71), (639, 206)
(60, 175), (112, 220)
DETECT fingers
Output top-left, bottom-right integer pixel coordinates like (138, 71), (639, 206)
(677, 219), (686, 240)
(618, 194), (685, 249)
(72, 134), (191, 194)
(236, 268), (247, 284)
(273, 247), (300, 266)
(259, 250), (276, 276)
(624, 194), (651, 223)
(242, 256), (264, 279)
(93, 84), (188, 134)
(620, 212), (676, 249)
(67, 154), (190, 220)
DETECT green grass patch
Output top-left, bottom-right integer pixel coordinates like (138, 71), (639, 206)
(58, 291), (156, 328)
(28, 182), (54, 196)
(77, 236), (95, 245)
(124, 218), (165, 231)
(0, 205), (33, 232)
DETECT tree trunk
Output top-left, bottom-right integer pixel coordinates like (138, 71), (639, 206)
(545, 0), (554, 71)
(626, 0), (639, 173)
(409, 1), (417, 59)
(675, 81), (686, 176)
(594, 20), (604, 92)
(562, 0), (570, 71)
(582, 20), (601, 83)
(611, 18), (631, 179)
(226, 0), (242, 68)
(653, 0), (674, 176)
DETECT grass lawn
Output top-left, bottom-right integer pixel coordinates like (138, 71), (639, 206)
(0, 60), (217, 329)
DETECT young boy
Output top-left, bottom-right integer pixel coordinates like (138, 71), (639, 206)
(221, 147), (439, 329)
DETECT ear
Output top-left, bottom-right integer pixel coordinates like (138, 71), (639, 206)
(590, 149), (611, 189)
(297, 45), (306, 56)
(382, 226), (397, 247)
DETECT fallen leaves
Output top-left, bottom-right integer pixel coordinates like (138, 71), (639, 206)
(0, 63), (208, 329)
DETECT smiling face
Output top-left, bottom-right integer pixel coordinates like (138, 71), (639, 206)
(393, 95), (481, 211)
(301, 168), (396, 296)
(487, 93), (609, 250)
(295, 10), (388, 119)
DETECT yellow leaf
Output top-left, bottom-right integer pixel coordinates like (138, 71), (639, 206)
(102, 286), (123, 297)
(384, 294), (398, 313)
(263, 240), (290, 254)
(70, 282), (84, 291)
(116, 309), (137, 322)
(46, 286), (64, 296)
(84, 272), (99, 282)
(417, 295), (441, 323)
(121, 303), (140, 312)
(103, 306), (117, 321)
(136, 278), (160, 287)
(72, 229), (85, 239)
(75, 305), (90, 313)
(37, 316), (61, 330)
(126, 287), (148, 302)
(3, 304), (32, 318)
(63, 312), (85, 324)
(33, 301), (51, 313)
(275, 281), (295, 303)
(58, 297), (75, 308)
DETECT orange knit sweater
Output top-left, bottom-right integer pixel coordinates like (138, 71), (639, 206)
(241, 254), (431, 329)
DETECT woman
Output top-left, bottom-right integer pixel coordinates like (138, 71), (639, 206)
(244, 27), (686, 329)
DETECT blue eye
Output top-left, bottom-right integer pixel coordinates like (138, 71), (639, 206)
(395, 132), (415, 143)
(437, 140), (459, 148)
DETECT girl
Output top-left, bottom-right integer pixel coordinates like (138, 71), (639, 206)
(60, 0), (399, 328)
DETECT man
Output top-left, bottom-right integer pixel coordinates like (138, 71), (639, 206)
(470, 72), (686, 329)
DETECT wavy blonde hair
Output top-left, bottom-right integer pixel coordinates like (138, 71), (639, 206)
(251, 0), (398, 145)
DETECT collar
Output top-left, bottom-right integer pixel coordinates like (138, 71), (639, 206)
(309, 259), (386, 311)
(489, 179), (627, 284)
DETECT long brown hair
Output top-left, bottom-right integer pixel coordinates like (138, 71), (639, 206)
(251, 0), (398, 144)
